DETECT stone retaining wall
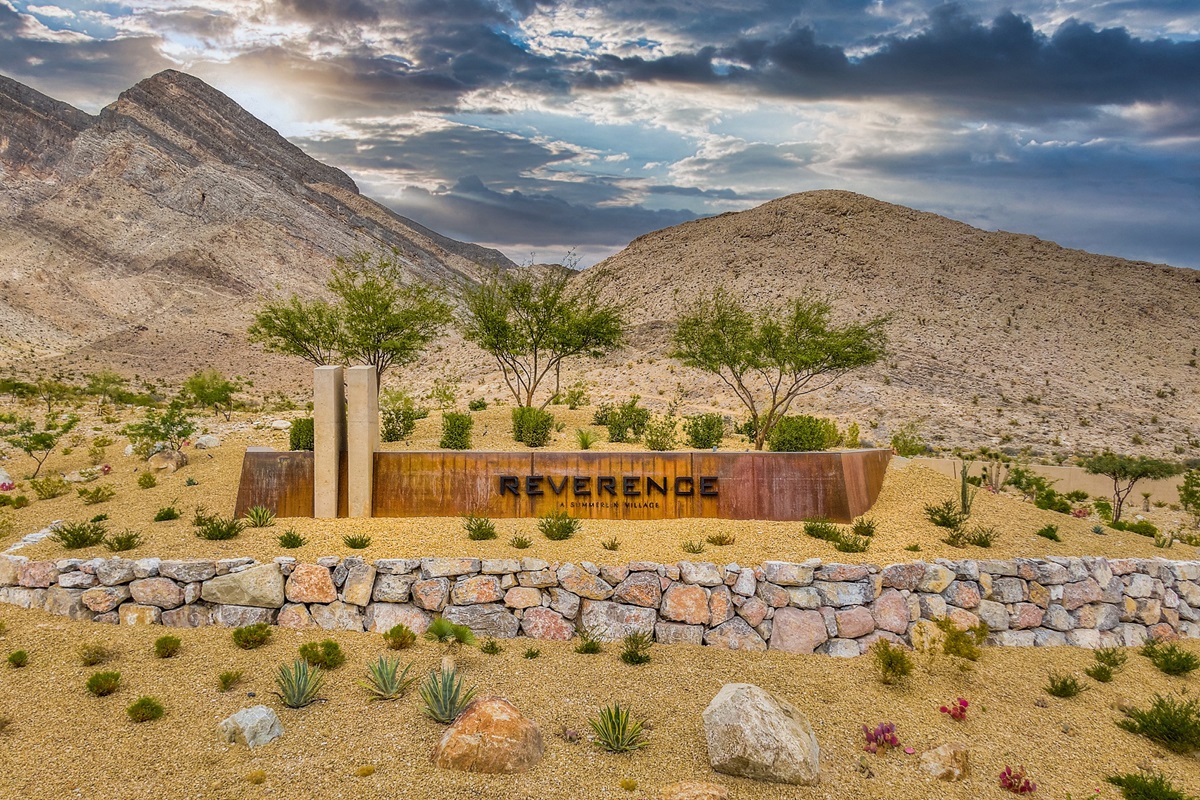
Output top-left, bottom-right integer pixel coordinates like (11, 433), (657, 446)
(1, 553), (1197, 655)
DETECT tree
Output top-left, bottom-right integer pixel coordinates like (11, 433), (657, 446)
(122, 401), (196, 457)
(182, 369), (240, 420)
(1177, 468), (1200, 527)
(85, 369), (126, 407)
(34, 378), (73, 415)
(460, 266), (625, 408)
(671, 289), (887, 450)
(1080, 452), (1181, 524)
(248, 250), (451, 383)
(1, 413), (78, 478)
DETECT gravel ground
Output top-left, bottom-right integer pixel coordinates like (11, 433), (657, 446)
(0, 605), (1197, 800)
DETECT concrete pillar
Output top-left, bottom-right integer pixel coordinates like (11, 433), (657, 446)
(312, 366), (344, 519)
(345, 365), (378, 518)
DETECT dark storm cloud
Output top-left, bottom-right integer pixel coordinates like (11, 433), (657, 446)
(277, 0), (381, 24)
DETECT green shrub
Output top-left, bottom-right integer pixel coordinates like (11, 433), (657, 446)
(1094, 497), (1114, 521)
(274, 660), (324, 708)
(383, 623), (417, 650)
(705, 532), (736, 546)
(599, 397), (650, 443)
(965, 526), (1000, 547)
(523, 647), (540, 659)
(468, 398), (488, 411)
(425, 617), (476, 647)
(803, 518), (840, 541)
(137, 472), (157, 490)
(126, 696), (164, 722)
(1106, 770), (1197, 800)
(123, 402), (195, 457)
(195, 515), (243, 541)
(563, 381), (589, 409)
(380, 391), (426, 443)
(299, 639), (346, 670)
(1141, 640), (1200, 676)
(511, 407), (554, 447)
(7, 650), (27, 668)
(440, 412), (473, 449)
(924, 500), (967, 531)
(30, 475), (70, 500)
(510, 535), (532, 549)
(767, 415), (839, 452)
(289, 418), (314, 451)
(78, 643), (112, 666)
(642, 415), (678, 451)
(872, 639), (914, 685)
(86, 670), (121, 697)
(1035, 524), (1062, 542)
(1045, 671), (1087, 698)
(0, 494), (30, 509)
(104, 530), (143, 552)
(244, 505), (276, 528)
(851, 518), (877, 538)
(1113, 519), (1159, 537)
(153, 635), (181, 659)
(619, 631), (652, 666)
(1035, 489), (1073, 514)
(362, 655), (416, 701)
(539, 508), (580, 540)
(834, 534), (870, 553)
(153, 504), (180, 522)
(218, 670), (243, 692)
(342, 533), (372, 549)
(463, 515), (497, 541)
(77, 485), (116, 505)
(51, 521), (107, 549)
(480, 639), (503, 655)
(1117, 694), (1200, 754)
(683, 413), (725, 449)
(589, 704), (648, 752)
(419, 665), (477, 723)
(889, 421), (927, 456)
(277, 528), (307, 548)
(935, 617), (988, 661)
(1086, 663), (1115, 683)
(1096, 647), (1129, 670)
(575, 428), (595, 449)
(575, 628), (603, 655)
(232, 623), (272, 650)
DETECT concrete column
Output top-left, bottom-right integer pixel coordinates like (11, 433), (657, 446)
(345, 365), (379, 518)
(312, 365), (344, 519)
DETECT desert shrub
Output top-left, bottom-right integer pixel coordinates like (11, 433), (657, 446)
(7, 650), (28, 668)
(601, 536), (620, 550)
(1093, 497), (1114, 521)
(575, 628), (603, 655)
(126, 696), (164, 722)
(30, 475), (70, 500)
(289, 418), (314, 451)
(0, 495), (30, 509)
(153, 635), (181, 659)
(463, 515), (497, 541)
(274, 659), (324, 709)
(425, 617), (476, 647)
(1035, 488), (1072, 514)
(539, 508), (580, 540)
(51, 521), (107, 549)
(510, 535), (532, 549)
(77, 485), (116, 505)
(563, 381), (589, 409)
(105, 530), (143, 552)
(195, 515), (243, 541)
(935, 617), (988, 661)
(85, 671), (121, 697)
(575, 429), (595, 450)
(383, 623), (417, 650)
(244, 505), (276, 528)
(523, 647), (540, 659)
(1035, 524), (1062, 542)
(1064, 489), (1090, 503)
(467, 398), (488, 411)
(299, 639), (346, 670)
(1113, 519), (1159, 537)
(380, 391), (426, 443)
(218, 670), (243, 692)
(123, 402), (195, 457)
(589, 704), (648, 752)
(872, 639), (914, 685)
(232, 623), (272, 650)
(342, 533), (372, 549)
(1096, 647), (1128, 669)
(1106, 770), (1196, 800)
(78, 643), (112, 666)
(642, 415), (678, 451)
(767, 415), (839, 452)
(705, 531), (736, 546)
(834, 533), (870, 553)
(511, 407), (554, 447)
(277, 529), (306, 548)
(599, 397), (650, 443)
(137, 472), (157, 490)
(845, 422), (861, 448)
(1117, 694), (1200, 754)
(890, 421), (927, 456)
(803, 518), (840, 541)
(1141, 640), (1200, 676)
(1045, 671), (1087, 698)
(419, 665), (477, 723)
(683, 413), (725, 449)
(1086, 663), (1116, 683)
(620, 631), (652, 666)
(925, 500), (967, 531)
(439, 412), (473, 450)
(851, 517), (877, 538)
(362, 655), (416, 701)
(480, 639), (503, 655)
(153, 504), (180, 522)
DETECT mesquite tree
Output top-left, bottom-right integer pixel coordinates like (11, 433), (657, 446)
(1080, 452), (1181, 524)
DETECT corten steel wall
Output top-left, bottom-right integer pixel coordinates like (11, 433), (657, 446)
(235, 449), (891, 522)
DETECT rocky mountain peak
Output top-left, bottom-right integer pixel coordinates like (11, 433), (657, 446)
(0, 74), (94, 173)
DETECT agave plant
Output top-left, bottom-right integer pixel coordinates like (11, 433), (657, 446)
(589, 704), (648, 752)
(418, 665), (477, 723)
(361, 656), (417, 701)
(274, 659), (324, 709)
(244, 505), (276, 528)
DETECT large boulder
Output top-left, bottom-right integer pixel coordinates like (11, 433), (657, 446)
(442, 603), (520, 638)
(201, 563), (285, 608)
(431, 697), (543, 774)
(147, 449), (188, 473)
(219, 706), (284, 748)
(702, 683), (820, 785)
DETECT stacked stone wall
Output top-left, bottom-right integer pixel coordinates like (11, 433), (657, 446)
(2, 553), (1197, 654)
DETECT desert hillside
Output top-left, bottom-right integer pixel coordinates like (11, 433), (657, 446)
(0, 70), (513, 376)
(574, 191), (1200, 458)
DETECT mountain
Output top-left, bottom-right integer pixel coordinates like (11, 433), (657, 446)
(575, 190), (1200, 459)
(0, 70), (513, 378)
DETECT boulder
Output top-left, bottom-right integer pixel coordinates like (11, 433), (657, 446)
(194, 435), (221, 449)
(310, 600), (365, 631)
(704, 617), (767, 651)
(443, 603), (520, 638)
(82, 585), (131, 613)
(213, 605), (276, 627)
(519, 607), (575, 640)
(276, 603), (318, 630)
(201, 563), (285, 608)
(919, 742), (970, 781)
(578, 600), (656, 640)
(702, 683), (820, 785)
(159, 560), (217, 583)
(364, 602), (432, 635)
(431, 697), (543, 774)
(658, 782), (729, 800)
(219, 705), (284, 748)
(556, 563), (614, 600)
(661, 583), (710, 625)
(285, 564), (337, 604)
(130, 577), (185, 609)
(451, 575), (504, 606)
(612, 572), (663, 607)
(412, 577), (451, 611)
(119, 603), (163, 625)
(162, 604), (213, 628)
(769, 608), (828, 654)
(372, 573), (416, 603)
(341, 562), (377, 607)
(147, 449), (188, 473)
(43, 586), (95, 621)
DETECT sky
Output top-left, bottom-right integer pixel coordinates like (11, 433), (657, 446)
(1, 1), (1198, 269)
